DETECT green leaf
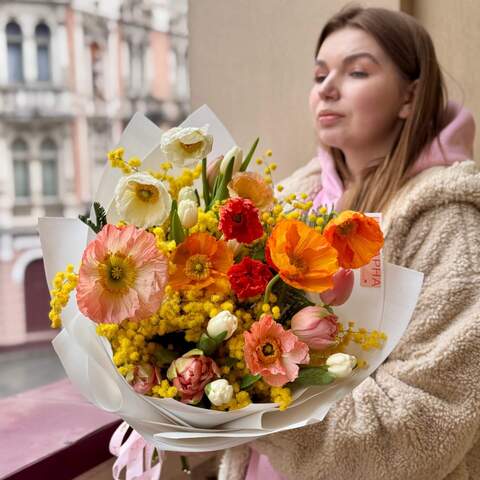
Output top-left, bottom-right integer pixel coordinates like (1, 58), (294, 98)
(154, 345), (177, 367)
(291, 367), (335, 387)
(210, 156), (234, 206)
(211, 173), (221, 199)
(78, 201), (108, 234)
(239, 137), (259, 172)
(249, 243), (266, 262)
(93, 202), (107, 230)
(240, 373), (262, 389)
(196, 331), (227, 356)
(277, 284), (315, 324)
(169, 200), (186, 244)
(201, 157), (210, 207)
(224, 357), (238, 367)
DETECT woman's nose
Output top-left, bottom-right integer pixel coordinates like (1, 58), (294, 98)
(318, 76), (340, 101)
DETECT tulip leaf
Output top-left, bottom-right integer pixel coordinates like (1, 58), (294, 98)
(210, 156), (235, 207)
(169, 200), (186, 244)
(201, 157), (210, 207)
(240, 137), (259, 172)
(291, 367), (335, 387)
(240, 373), (262, 389)
(196, 331), (227, 356)
(211, 173), (221, 200)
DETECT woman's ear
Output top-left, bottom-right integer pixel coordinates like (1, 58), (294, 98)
(398, 79), (419, 119)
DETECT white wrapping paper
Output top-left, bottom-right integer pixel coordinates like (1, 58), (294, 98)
(39, 105), (424, 452)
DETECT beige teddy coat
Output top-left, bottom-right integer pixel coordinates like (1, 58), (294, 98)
(218, 160), (480, 480)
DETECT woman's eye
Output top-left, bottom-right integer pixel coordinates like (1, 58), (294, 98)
(314, 75), (327, 83)
(350, 71), (368, 78)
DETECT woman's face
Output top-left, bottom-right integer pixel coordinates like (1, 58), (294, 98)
(309, 27), (411, 158)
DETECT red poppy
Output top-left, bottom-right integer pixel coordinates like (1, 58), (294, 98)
(228, 257), (273, 299)
(219, 197), (264, 244)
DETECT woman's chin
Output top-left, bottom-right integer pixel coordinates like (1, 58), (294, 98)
(317, 131), (345, 150)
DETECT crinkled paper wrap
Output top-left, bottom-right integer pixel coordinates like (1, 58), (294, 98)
(38, 105), (424, 452)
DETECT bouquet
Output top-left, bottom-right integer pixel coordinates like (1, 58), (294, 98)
(39, 106), (423, 476)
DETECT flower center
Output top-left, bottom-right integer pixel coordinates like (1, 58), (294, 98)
(180, 140), (203, 153)
(338, 219), (357, 236)
(184, 254), (212, 280)
(290, 255), (307, 272)
(132, 182), (160, 204)
(232, 213), (243, 223)
(256, 338), (280, 365)
(98, 253), (137, 293)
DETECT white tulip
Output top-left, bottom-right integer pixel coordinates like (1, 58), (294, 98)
(114, 172), (172, 228)
(326, 353), (357, 379)
(226, 238), (242, 255)
(178, 186), (197, 204)
(177, 200), (198, 229)
(220, 146), (243, 174)
(160, 125), (213, 167)
(207, 310), (238, 340)
(205, 379), (234, 406)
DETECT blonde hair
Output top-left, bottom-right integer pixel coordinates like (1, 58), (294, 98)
(316, 6), (447, 212)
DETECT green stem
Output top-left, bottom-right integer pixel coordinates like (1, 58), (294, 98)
(264, 273), (281, 304)
(201, 157), (210, 207)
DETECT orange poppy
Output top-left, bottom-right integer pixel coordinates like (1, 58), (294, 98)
(169, 232), (233, 292)
(267, 219), (338, 292)
(227, 172), (274, 211)
(323, 211), (384, 269)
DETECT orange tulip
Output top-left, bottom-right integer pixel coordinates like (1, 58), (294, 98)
(323, 211), (384, 269)
(169, 232), (233, 292)
(267, 219), (338, 292)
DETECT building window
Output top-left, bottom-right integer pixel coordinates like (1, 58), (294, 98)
(35, 23), (51, 82)
(128, 40), (145, 93)
(6, 21), (24, 83)
(40, 138), (58, 197)
(12, 138), (30, 198)
(90, 41), (104, 99)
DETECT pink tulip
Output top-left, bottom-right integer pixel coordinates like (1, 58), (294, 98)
(291, 306), (339, 351)
(167, 349), (221, 404)
(130, 364), (160, 395)
(206, 155), (223, 190)
(319, 268), (354, 306)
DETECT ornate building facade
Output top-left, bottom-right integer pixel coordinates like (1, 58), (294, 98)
(0, 0), (189, 345)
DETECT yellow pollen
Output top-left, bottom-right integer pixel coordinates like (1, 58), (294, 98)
(338, 220), (357, 236)
(257, 338), (280, 365)
(290, 255), (307, 272)
(133, 182), (159, 204)
(180, 141), (203, 153)
(98, 253), (136, 294)
(185, 254), (211, 280)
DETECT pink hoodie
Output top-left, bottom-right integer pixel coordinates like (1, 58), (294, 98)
(311, 100), (475, 210)
(245, 101), (475, 480)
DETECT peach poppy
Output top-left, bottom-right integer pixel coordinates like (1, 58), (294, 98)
(323, 211), (384, 269)
(267, 219), (338, 292)
(227, 171), (274, 211)
(244, 314), (309, 387)
(77, 224), (168, 324)
(169, 232), (233, 292)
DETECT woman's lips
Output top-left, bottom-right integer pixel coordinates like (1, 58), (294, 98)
(318, 114), (344, 126)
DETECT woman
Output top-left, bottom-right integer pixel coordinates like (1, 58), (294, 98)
(219, 6), (480, 480)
